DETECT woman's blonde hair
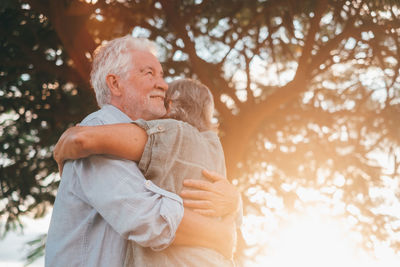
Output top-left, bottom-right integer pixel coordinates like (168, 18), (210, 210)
(166, 78), (216, 132)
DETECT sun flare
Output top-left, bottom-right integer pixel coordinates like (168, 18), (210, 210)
(264, 215), (361, 267)
(243, 208), (400, 267)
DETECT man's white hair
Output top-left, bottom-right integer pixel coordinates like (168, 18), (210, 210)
(90, 35), (158, 107)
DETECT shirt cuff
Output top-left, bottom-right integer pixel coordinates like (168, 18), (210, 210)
(142, 180), (184, 251)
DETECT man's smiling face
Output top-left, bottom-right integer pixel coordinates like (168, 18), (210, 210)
(118, 50), (168, 120)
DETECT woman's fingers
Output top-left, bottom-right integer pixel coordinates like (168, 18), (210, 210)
(183, 179), (214, 191)
(182, 199), (212, 209)
(58, 162), (64, 176)
(182, 199), (218, 217)
(201, 169), (227, 182)
(182, 171), (240, 217)
(192, 209), (217, 217)
(180, 189), (214, 200)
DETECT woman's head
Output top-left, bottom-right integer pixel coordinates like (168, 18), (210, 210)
(165, 78), (216, 132)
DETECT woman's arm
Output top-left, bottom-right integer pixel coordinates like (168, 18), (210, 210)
(53, 123), (148, 173)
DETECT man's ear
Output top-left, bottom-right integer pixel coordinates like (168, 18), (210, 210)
(105, 74), (123, 97)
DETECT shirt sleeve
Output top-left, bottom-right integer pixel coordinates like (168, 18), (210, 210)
(132, 119), (181, 176)
(73, 117), (184, 251)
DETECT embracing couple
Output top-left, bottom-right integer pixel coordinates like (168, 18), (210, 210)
(45, 35), (241, 267)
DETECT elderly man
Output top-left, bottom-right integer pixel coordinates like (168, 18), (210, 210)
(45, 35), (239, 267)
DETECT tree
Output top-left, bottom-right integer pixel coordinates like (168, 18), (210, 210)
(1, 0), (400, 263)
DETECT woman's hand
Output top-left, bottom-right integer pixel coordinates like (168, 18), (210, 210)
(53, 126), (90, 175)
(180, 170), (241, 217)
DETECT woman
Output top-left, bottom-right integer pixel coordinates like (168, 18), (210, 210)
(54, 78), (238, 266)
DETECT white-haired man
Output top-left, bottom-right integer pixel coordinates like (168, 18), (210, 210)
(45, 36), (239, 267)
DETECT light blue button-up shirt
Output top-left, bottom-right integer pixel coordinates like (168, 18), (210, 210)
(45, 105), (184, 267)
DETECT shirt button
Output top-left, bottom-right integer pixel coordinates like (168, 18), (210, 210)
(157, 126), (164, 131)
(145, 180), (151, 187)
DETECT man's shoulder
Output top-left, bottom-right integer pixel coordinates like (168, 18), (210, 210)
(80, 105), (132, 126)
(80, 109), (106, 126)
(79, 110), (105, 126)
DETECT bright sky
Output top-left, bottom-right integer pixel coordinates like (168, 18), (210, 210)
(0, 213), (50, 267)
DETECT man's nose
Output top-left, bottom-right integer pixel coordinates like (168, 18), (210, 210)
(156, 77), (168, 92)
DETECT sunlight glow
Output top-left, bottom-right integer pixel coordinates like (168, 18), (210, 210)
(265, 217), (359, 267)
(243, 208), (400, 267)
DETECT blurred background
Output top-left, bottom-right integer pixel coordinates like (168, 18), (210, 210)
(1, 0), (399, 266)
